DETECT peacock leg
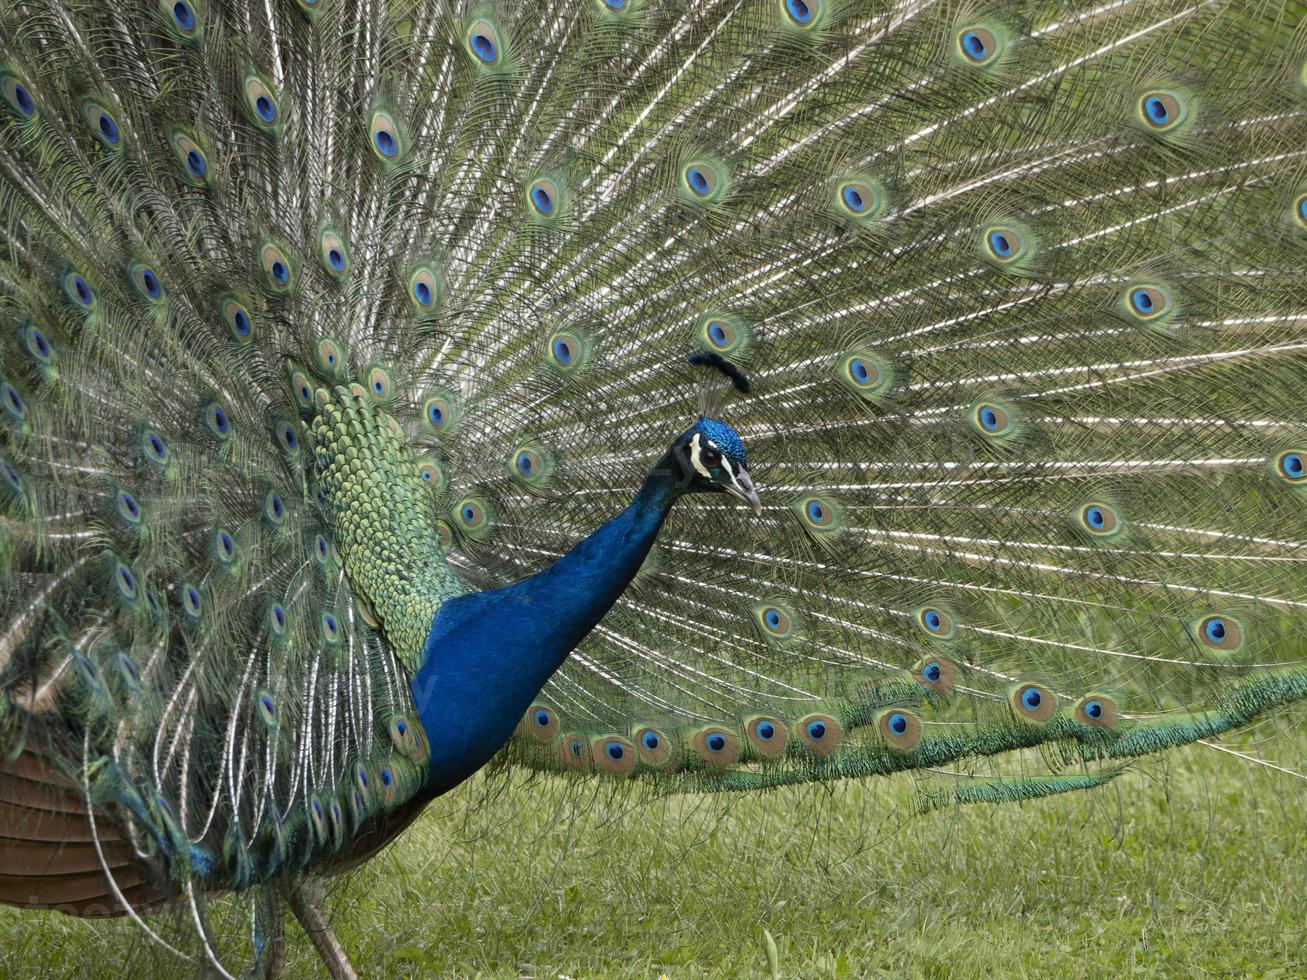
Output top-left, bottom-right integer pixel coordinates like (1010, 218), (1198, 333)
(248, 889), (286, 979)
(286, 880), (357, 980)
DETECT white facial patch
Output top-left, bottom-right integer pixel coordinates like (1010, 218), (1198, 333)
(688, 432), (712, 478)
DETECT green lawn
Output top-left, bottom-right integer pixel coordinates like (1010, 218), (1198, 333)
(3, 722), (1304, 978)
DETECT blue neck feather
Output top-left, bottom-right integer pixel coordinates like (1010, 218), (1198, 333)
(411, 451), (684, 796)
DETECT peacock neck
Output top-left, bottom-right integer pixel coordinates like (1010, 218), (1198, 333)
(411, 451), (685, 795)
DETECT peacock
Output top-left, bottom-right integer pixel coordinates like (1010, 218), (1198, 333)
(2, 0), (1306, 974)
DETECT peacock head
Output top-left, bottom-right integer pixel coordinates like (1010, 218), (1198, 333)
(671, 416), (760, 514)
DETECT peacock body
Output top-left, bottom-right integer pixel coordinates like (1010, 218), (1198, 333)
(1, 0), (1306, 973)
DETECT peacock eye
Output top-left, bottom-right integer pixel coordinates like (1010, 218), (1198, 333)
(702, 448), (722, 468)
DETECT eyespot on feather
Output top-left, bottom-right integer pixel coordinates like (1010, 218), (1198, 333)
(221, 296), (254, 342)
(352, 765), (372, 803)
(1076, 500), (1123, 538)
(592, 736), (637, 776)
(837, 349), (894, 402)
(263, 487), (288, 528)
(508, 443), (556, 488)
(347, 789), (367, 830)
(328, 799), (346, 846)
(980, 224), (1034, 273)
(635, 727), (675, 767)
(112, 485), (142, 527)
(273, 415), (301, 457)
(421, 390), (459, 434)
(1136, 90), (1188, 133)
(464, 18), (504, 68)
(266, 599), (289, 639)
(523, 705), (560, 741)
(1010, 683), (1057, 723)
(319, 609), (342, 645)
(683, 162), (717, 198)
(254, 689), (278, 728)
(1123, 284), (1169, 320)
(61, 271), (96, 313)
(527, 176), (565, 221)
(1, 71), (38, 119)
(779, 0), (824, 29)
(242, 73), (281, 130)
(212, 526), (237, 565)
(115, 651), (141, 691)
(290, 370), (316, 413)
(753, 602), (797, 641)
(911, 655), (956, 695)
(692, 727), (741, 768)
(312, 533), (332, 570)
(796, 495), (840, 533)
(1271, 450), (1306, 485)
(161, 0), (203, 39)
(968, 400), (1019, 440)
(697, 316), (750, 357)
(389, 715), (430, 764)
(2, 381), (26, 426)
(81, 99), (122, 148)
(352, 593), (380, 628)
(307, 796), (328, 844)
(745, 715), (789, 758)
(1115, 280), (1182, 335)
(1193, 614), (1244, 653)
(139, 426), (170, 467)
(178, 581), (203, 621)
(128, 261), (165, 303)
(679, 158), (729, 205)
(408, 264), (440, 312)
(0, 455), (25, 501)
(417, 457), (448, 493)
(110, 557), (139, 605)
(316, 337), (344, 375)
(365, 365), (394, 402)
(560, 733), (593, 772)
(955, 25), (1003, 66)
(796, 713), (843, 756)
(259, 241), (296, 293)
(368, 107), (405, 162)
(21, 324), (55, 368)
(1074, 693), (1118, 728)
(877, 709), (922, 751)
(547, 330), (590, 372)
(169, 129), (210, 186)
(320, 228), (351, 278)
(916, 605), (956, 640)
(453, 495), (493, 539)
(201, 399), (231, 439)
(830, 172), (888, 226)
(435, 521), (454, 553)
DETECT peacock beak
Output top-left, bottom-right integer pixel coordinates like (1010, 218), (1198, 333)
(724, 466), (761, 516)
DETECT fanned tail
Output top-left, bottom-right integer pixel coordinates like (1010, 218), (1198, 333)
(1, 0), (1306, 972)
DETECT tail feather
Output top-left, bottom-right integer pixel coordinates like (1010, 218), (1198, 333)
(0, 869), (149, 912)
(0, 836), (135, 878)
(0, 751), (161, 917)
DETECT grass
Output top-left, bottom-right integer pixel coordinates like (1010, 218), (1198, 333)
(2, 722), (1305, 978)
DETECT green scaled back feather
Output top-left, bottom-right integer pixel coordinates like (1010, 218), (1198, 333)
(2, 0), (1307, 973)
